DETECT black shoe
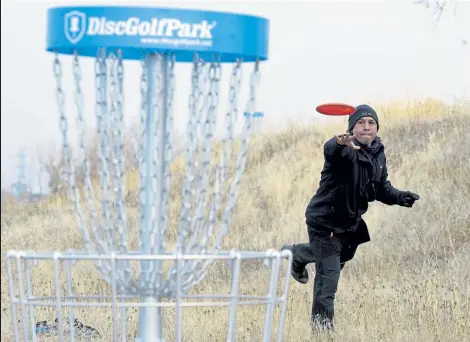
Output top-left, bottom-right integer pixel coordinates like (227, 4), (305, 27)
(281, 244), (309, 284)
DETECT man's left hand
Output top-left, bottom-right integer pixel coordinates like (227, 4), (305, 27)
(400, 191), (420, 207)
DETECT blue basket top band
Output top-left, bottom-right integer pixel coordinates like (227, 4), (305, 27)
(46, 6), (270, 62)
(244, 112), (264, 117)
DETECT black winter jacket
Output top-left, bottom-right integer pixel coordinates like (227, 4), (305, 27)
(305, 136), (402, 239)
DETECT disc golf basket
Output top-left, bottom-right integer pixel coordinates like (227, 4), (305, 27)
(244, 111), (264, 135)
(6, 5), (293, 342)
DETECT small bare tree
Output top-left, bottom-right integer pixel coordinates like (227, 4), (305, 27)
(413, 0), (467, 45)
(36, 141), (67, 195)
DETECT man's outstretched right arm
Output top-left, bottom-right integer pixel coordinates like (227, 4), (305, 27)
(324, 137), (354, 163)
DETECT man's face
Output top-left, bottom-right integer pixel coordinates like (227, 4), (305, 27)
(352, 116), (378, 146)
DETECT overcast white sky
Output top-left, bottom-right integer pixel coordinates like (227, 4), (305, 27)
(1, 0), (469, 191)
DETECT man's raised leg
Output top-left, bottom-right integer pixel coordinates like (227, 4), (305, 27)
(281, 243), (315, 284)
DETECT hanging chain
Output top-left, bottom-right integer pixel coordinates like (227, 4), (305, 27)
(216, 60), (260, 247)
(147, 53), (163, 289)
(186, 55), (207, 241)
(106, 50), (134, 291)
(188, 59), (260, 290)
(115, 50), (129, 254)
(176, 57), (223, 287)
(71, 51), (107, 256)
(169, 57), (261, 291)
(159, 55), (175, 248)
(149, 54), (162, 252)
(175, 53), (203, 253)
(209, 58), (243, 239)
(53, 53), (92, 252)
(108, 51), (129, 254)
(198, 58), (226, 249)
(186, 58), (222, 253)
(200, 58), (243, 255)
(137, 56), (148, 254)
(184, 58), (210, 252)
(95, 49), (115, 252)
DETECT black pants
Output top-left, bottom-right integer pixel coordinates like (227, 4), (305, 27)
(292, 232), (344, 328)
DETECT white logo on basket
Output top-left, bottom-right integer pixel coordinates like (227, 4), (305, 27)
(64, 11), (216, 44)
(64, 11), (87, 44)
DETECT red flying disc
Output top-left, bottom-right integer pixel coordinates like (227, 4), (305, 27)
(316, 103), (356, 116)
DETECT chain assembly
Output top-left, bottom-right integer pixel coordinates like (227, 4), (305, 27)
(54, 49), (262, 296)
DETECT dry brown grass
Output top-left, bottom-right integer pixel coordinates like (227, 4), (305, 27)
(2, 98), (470, 341)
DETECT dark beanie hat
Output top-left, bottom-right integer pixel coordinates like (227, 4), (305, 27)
(348, 104), (379, 133)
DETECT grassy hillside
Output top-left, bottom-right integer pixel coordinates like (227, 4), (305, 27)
(1, 98), (469, 341)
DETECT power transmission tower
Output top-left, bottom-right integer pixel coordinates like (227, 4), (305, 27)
(14, 149), (28, 200)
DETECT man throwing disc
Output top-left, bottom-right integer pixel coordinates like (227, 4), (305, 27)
(282, 104), (420, 331)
